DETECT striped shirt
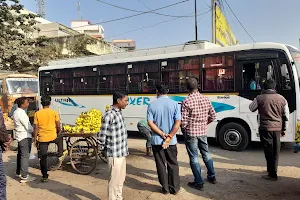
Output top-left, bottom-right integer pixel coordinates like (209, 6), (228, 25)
(181, 92), (216, 136)
(98, 106), (128, 158)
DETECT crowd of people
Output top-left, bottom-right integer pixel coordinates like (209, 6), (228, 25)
(0, 77), (289, 200)
(99, 78), (218, 199)
(99, 78), (289, 200)
(0, 95), (67, 199)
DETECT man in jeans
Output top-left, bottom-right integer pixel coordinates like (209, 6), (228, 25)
(137, 119), (152, 156)
(0, 108), (11, 200)
(181, 78), (217, 191)
(147, 82), (183, 195)
(13, 97), (35, 183)
(249, 79), (289, 181)
(99, 91), (129, 200)
(33, 95), (66, 182)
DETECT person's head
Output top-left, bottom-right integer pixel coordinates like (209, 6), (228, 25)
(113, 91), (128, 109)
(263, 79), (276, 90)
(17, 97), (29, 109)
(186, 78), (198, 92)
(155, 82), (169, 96)
(41, 95), (52, 107)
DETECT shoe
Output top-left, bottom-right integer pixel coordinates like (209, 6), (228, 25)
(146, 147), (152, 156)
(261, 175), (278, 181)
(20, 175), (36, 183)
(41, 177), (49, 183)
(188, 182), (204, 191)
(15, 174), (21, 178)
(172, 187), (186, 195)
(208, 178), (217, 184)
(160, 188), (169, 195)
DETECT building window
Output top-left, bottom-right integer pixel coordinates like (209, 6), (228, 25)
(202, 55), (234, 91)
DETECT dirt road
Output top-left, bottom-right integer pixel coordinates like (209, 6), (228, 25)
(3, 137), (300, 200)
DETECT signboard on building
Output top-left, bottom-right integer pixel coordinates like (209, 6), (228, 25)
(215, 6), (237, 47)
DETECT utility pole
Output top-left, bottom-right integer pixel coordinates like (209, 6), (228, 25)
(194, 0), (198, 41)
(211, 0), (216, 44)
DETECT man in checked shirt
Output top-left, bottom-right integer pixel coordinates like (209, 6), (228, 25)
(98, 91), (129, 200)
(181, 78), (217, 191)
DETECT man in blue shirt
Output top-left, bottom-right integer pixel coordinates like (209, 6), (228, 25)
(147, 82), (183, 195)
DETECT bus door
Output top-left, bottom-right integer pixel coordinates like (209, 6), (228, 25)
(273, 53), (296, 140)
(236, 51), (279, 139)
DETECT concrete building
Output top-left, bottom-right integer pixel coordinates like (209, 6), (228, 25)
(112, 39), (136, 51)
(19, 9), (122, 55)
(71, 20), (104, 39)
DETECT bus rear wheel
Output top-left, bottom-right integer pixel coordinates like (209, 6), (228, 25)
(218, 122), (249, 151)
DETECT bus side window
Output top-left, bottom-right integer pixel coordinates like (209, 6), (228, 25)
(161, 57), (200, 93)
(128, 61), (159, 93)
(279, 63), (291, 90)
(242, 60), (276, 91)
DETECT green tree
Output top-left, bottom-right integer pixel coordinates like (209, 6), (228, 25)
(0, 0), (96, 72)
(0, 0), (42, 71)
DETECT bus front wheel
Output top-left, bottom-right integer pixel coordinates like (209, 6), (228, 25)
(218, 122), (249, 151)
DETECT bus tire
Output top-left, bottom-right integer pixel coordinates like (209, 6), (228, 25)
(218, 122), (249, 151)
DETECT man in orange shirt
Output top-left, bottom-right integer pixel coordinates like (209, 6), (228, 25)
(33, 95), (66, 182)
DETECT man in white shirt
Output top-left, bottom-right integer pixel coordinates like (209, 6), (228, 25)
(13, 97), (35, 183)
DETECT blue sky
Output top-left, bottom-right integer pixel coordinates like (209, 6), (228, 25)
(20, 0), (300, 49)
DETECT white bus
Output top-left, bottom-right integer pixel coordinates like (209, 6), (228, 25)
(38, 41), (300, 151)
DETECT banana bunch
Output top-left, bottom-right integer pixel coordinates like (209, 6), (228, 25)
(63, 108), (102, 134)
(296, 133), (300, 145)
(295, 122), (300, 145)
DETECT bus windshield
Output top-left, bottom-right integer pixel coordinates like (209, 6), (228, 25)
(6, 78), (38, 94)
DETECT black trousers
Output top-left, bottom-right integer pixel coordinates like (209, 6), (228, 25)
(259, 130), (281, 178)
(16, 138), (32, 178)
(38, 136), (63, 178)
(152, 145), (180, 193)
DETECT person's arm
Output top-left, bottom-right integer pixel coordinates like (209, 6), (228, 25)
(0, 112), (11, 151)
(163, 104), (181, 149)
(19, 111), (33, 133)
(55, 112), (61, 134)
(97, 113), (111, 150)
(180, 101), (189, 132)
(33, 125), (38, 147)
(169, 103), (181, 138)
(33, 113), (38, 147)
(208, 101), (217, 124)
(249, 98), (258, 112)
(282, 100), (290, 132)
(147, 106), (165, 138)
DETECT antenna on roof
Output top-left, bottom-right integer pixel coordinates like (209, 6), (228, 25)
(77, 1), (82, 20)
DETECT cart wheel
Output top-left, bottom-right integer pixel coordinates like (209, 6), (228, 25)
(86, 137), (107, 163)
(98, 149), (108, 163)
(70, 138), (98, 175)
(46, 143), (62, 171)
